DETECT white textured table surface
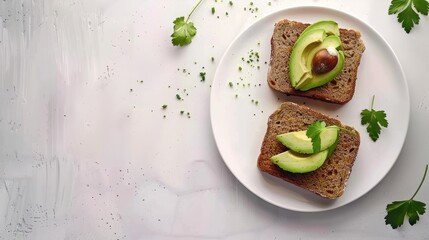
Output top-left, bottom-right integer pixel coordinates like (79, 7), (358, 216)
(1, 0), (429, 239)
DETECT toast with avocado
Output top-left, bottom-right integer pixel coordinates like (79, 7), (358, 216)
(268, 19), (365, 104)
(257, 102), (360, 199)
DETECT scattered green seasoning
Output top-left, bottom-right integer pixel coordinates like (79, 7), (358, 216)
(241, 48), (261, 68)
(199, 72), (206, 81)
(162, 105), (167, 109)
(232, 43), (265, 103)
(180, 110), (184, 115)
(243, 2), (258, 13)
(229, 1), (233, 6)
(176, 94), (182, 100)
(226, 12), (229, 16)
(211, 57), (215, 62)
(268, 1), (272, 6)
(211, 7), (215, 14)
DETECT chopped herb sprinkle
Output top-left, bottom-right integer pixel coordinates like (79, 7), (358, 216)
(162, 105), (167, 109)
(229, 82), (233, 87)
(211, 7), (215, 14)
(238, 66), (242, 71)
(176, 94), (182, 100)
(229, 1), (233, 6)
(200, 72), (206, 81)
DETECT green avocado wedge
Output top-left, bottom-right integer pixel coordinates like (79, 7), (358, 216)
(276, 126), (339, 154)
(296, 35), (345, 91)
(300, 20), (340, 36)
(289, 29), (327, 87)
(270, 149), (329, 173)
(289, 20), (345, 91)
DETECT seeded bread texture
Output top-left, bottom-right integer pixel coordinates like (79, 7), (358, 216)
(268, 19), (366, 104)
(257, 102), (360, 199)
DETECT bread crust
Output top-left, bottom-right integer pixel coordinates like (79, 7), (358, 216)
(257, 102), (360, 199)
(268, 19), (366, 104)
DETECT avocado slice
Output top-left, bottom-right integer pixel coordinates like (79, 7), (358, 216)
(270, 149), (329, 173)
(289, 20), (345, 91)
(276, 126), (339, 154)
(295, 35), (345, 91)
(300, 20), (340, 36)
(289, 29), (327, 87)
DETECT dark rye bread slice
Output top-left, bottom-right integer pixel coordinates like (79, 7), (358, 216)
(257, 102), (360, 199)
(268, 19), (366, 104)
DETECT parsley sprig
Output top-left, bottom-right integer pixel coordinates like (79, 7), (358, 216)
(360, 95), (388, 142)
(388, 0), (429, 33)
(306, 121), (328, 153)
(385, 164), (428, 229)
(171, 0), (204, 46)
(306, 120), (355, 154)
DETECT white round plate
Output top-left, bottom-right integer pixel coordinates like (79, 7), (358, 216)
(210, 6), (409, 212)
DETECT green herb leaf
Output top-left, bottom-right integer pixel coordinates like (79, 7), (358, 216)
(171, 17), (197, 46)
(389, 0), (409, 14)
(388, 0), (429, 33)
(385, 165), (427, 229)
(171, 0), (204, 46)
(306, 121), (326, 153)
(398, 4), (420, 33)
(413, 0), (429, 15)
(360, 95), (388, 141)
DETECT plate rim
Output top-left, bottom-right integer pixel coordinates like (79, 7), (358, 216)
(210, 5), (410, 212)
